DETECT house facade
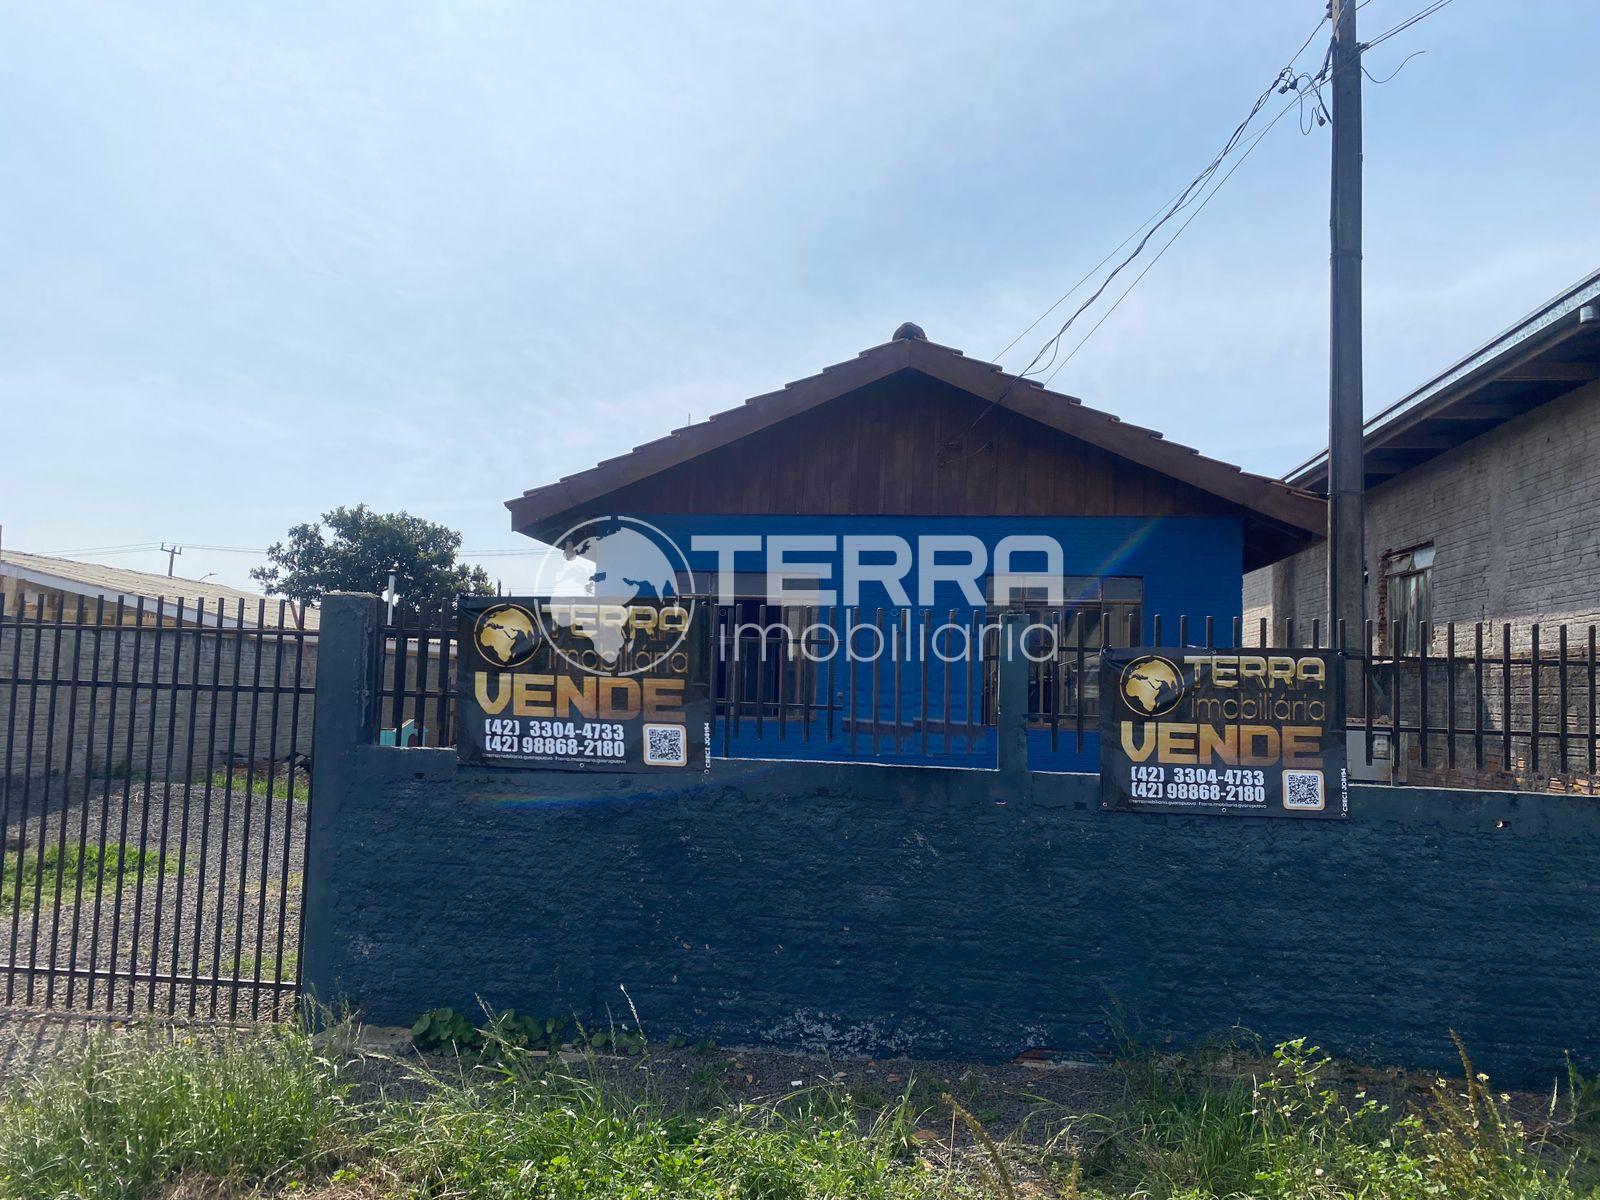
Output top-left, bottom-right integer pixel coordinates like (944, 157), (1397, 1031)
(508, 323), (1323, 771)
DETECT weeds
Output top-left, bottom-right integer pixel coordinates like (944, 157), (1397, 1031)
(0, 844), (170, 914)
(0, 1023), (354, 1200)
(0, 1016), (1594, 1199)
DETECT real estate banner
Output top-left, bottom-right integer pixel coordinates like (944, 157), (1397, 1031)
(1099, 647), (1348, 818)
(456, 595), (710, 772)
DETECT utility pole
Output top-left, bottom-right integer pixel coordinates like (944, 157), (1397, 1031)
(161, 542), (183, 577)
(1327, 0), (1365, 686)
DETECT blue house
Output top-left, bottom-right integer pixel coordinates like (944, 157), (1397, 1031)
(507, 324), (1323, 772)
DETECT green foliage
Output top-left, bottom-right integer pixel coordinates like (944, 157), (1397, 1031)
(411, 1006), (680, 1061)
(0, 1022), (353, 1200)
(250, 504), (493, 608)
(0, 844), (170, 914)
(372, 1072), (930, 1200)
(207, 765), (306, 801)
(1069, 1032), (1595, 1200)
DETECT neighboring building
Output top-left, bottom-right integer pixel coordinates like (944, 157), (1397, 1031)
(1244, 269), (1600, 791)
(0, 550), (316, 630)
(0, 551), (317, 783)
(1246, 269), (1600, 647)
(507, 323), (1324, 770)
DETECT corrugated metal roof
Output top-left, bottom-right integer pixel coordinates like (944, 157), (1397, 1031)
(0, 550), (317, 630)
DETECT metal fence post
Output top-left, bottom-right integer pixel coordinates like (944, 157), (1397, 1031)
(995, 610), (1031, 787)
(301, 592), (382, 1017)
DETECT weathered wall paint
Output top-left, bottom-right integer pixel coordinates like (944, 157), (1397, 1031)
(305, 596), (1600, 1086)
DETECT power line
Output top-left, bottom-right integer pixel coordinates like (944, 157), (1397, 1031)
(1362, 0), (1454, 51)
(1040, 88), (1309, 388)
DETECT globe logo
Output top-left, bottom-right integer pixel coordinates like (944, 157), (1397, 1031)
(472, 603), (540, 669)
(1120, 655), (1184, 717)
(532, 515), (696, 676)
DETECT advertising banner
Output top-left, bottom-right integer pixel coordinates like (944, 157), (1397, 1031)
(1099, 647), (1348, 818)
(456, 595), (710, 772)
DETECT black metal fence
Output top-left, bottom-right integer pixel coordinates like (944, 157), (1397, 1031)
(0, 594), (313, 1017)
(380, 603), (1600, 789)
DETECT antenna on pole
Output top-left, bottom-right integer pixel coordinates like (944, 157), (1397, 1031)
(161, 543), (183, 577)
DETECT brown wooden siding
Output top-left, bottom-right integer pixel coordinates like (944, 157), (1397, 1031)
(576, 373), (1239, 525)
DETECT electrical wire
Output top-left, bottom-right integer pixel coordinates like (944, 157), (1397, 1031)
(1040, 89), (1308, 389)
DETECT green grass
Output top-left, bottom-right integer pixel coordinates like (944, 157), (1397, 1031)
(0, 1020), (1594, 1199)
(0, 844), (172, 914)
(206, 766), (307, 801)
(0, 1023), (353, 1200)
(221, 950), (298, 982)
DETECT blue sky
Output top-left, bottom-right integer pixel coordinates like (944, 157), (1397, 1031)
(3, 1), (1596, 592)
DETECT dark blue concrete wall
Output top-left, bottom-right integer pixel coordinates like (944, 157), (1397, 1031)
(305, 596), (1600, 1086)
(306, 760), (1600, 1084)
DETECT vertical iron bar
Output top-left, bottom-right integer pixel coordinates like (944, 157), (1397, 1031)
(434, 603), (452, 747)
(919, 609), (930, 758)
(103, 597), (146, 1011)
(123, 597), (166, 1013)
(250, 604), (288, 1018)
(228, 601), (268, 1020)
(1501, 625), (1512, 772)
(43, 597), (88, 1007)
(1389, 620), (1400, 773)
(1074, 610), (1086, 754)
(847, 606), (859, 757)
(1558, 624), (1569, 774)
(1531, 623), (1541, 774)
(64, 597), (109, 1007)
(273, 616), (308, 1019)
(1473, 623), (1484, 772)
(162, 598), (206, 1014)
(389, 606), (407, 735)
(1048, 609), (1061, 754)
(7, 597), (47, 1005)
(1445, 623), (1457, 770)
(824, 606), (836, 743)
(1417, 620), (1429, 769)
(718, 607), (731, 757)
(188, 601), (226, 1017)
(143, 598), (188, 1012)
(965, 610), (978, 753)
(85, 597), (127, 1009)
(27, 596), (68, 1006)
(209, 600), (246, 1017)
(0, 596), (23, 1008)
(892, 609), (904, 752)
(941, 609), (953, 754)
(1363, 619), (1374, 765)
(1590, 626), (1597, 777)
(412, 605), (430, 743)
(870, 607), (882, 756)
(753, 604), (766, 741)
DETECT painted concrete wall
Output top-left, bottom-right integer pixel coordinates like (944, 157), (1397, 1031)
(304, 595), (1600, 1085)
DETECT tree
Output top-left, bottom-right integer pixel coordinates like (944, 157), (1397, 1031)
(251, 505), (494, 610)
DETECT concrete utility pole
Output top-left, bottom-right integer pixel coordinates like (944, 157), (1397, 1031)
(1327, 0), (1365, 678)
(161, 542), (183, 577)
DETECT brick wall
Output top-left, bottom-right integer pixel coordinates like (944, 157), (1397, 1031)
(1244, 378), (1600, 643)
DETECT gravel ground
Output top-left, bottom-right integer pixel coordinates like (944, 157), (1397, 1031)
(0, 775), (305, 1020)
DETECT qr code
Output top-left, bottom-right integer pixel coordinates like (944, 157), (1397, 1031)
(643, 723), (688, 766)
(1282, 769), (1325, 811)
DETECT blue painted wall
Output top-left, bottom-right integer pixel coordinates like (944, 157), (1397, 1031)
(638, 514), (1244, 771)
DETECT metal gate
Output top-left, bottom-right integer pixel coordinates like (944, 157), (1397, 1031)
(0, 594), (313, 1019)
